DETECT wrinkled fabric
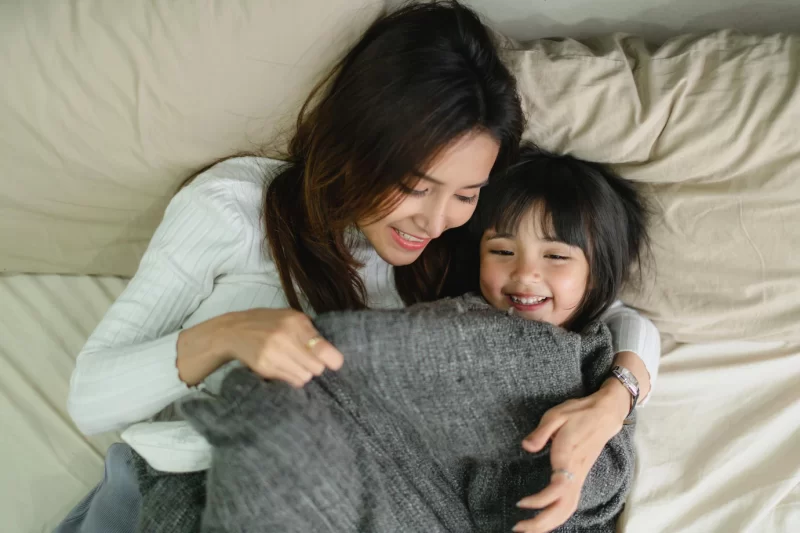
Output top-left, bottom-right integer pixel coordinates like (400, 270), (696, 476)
(181, 295), (634, 533)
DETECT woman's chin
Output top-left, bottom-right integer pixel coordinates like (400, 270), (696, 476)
(374, 243), (424, 267)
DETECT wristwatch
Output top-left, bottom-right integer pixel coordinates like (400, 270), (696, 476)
(610, 365), (639, 422)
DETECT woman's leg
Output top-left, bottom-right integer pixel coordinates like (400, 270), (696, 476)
(53, 443), (142, 533)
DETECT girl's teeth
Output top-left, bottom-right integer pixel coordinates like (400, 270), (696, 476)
(511, 295), (546, 305)
(397, 229), (424, 243)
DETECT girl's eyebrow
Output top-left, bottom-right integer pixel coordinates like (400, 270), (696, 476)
(486, 232), (514, 240)
(543, 237), (580, 248)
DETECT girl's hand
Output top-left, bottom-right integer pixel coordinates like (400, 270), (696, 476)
(512, 380), (631, 533)
(177, 308), (344, 388)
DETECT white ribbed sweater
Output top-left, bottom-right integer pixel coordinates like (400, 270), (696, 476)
(67, 157), (660, 436)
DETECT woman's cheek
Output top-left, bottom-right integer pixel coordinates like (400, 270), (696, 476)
(453, 202), (478, 228)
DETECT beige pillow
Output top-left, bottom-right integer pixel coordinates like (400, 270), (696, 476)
(504, 31), (800, 342)
(0, 0), (383, 276)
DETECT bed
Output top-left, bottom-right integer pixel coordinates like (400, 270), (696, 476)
(2, 1), (798, 532)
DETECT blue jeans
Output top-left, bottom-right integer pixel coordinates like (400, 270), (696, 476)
(53, 443), (142, 533)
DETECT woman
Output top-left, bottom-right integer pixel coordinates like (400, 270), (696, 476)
(62, 2), (658, 533)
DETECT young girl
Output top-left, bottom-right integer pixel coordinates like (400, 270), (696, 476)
(466, 145), (651, 533)
(474, 145), (649, 332)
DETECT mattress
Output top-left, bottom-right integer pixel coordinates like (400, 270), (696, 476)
(1, 273), (798, 533)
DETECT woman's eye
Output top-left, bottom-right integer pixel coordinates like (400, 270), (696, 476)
(456, 194), (478, 205)
(399, 184), (428, 197)
(490, 250), (514, 256)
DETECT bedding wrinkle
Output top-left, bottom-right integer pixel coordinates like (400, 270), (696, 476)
(737, 198), (767, 306)
(5, 282), (69, 353)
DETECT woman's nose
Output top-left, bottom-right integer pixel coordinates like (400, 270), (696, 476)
(415, 199), (449, 239)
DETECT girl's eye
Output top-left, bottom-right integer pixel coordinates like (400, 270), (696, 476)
(490, 249), (514, 256)
(546, 254), (570, 260)
(399, 184), (428, 197)
(456, 194), (478, 205)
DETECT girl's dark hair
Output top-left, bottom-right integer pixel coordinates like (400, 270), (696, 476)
(264, 0), (524, 313)
(468, 145), (651, 332)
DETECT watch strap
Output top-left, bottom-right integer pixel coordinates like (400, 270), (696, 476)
(611, 365), (639, 419)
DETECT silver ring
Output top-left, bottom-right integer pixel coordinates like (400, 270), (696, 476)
(306, 335), (323, 351)
(552, 468), (575, 481)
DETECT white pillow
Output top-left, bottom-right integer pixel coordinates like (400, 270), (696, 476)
(504, 31), (800, 342)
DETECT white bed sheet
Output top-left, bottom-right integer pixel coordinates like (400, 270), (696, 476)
(0, 274), (126, 533)
(1, 273), (797, 532)
(621, 338), (800, 532)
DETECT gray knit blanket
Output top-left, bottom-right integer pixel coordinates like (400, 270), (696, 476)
(177, 294), (634, 533)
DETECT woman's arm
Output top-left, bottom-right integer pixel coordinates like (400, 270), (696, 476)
(69, 166), (344, 436)
(68, 175), (255, 435)
(601, 301), (661, 403)
(514, 304), (661, 533)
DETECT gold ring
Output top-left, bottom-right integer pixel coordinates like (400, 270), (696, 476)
(552, 468), (575, 481)
(306, 335), (323, 351)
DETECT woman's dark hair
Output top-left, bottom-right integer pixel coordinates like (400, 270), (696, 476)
(264, 0), (524, 313)
(468, 145), (651, 332)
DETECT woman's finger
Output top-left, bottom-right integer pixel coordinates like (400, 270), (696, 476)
(513, 498), (575, 533)
(548, 437), (579, 474)
(254, 362), (306, 388)
(297, 326), (345, 371)
(287, 340), (328, 376)
(250, 343), (312, 385)
(273, 355), (316, 385)
(523, 412), (565, 452)
(310, 337), (344, 371)
(271, 369), (307, 389)
(516, 479), (568, 509)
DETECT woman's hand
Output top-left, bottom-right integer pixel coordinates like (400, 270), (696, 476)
(512, 380), (631, 533)
(176, 308), (344, 388)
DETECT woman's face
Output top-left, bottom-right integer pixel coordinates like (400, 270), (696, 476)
(479, 207), (590, 327)
(359, 131), (500, 266)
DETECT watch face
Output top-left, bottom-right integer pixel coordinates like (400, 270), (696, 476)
(613, 366), (639, 397)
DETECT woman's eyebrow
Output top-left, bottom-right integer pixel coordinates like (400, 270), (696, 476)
(413, 170), (489, 189)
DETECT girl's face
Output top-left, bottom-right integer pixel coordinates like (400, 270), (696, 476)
(479, 207), (590, 327)
(358, 131), (500, 266)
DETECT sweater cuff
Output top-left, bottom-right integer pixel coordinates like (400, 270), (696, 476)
(604, 311), (661, 406)
(69, 332), (191, 435)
